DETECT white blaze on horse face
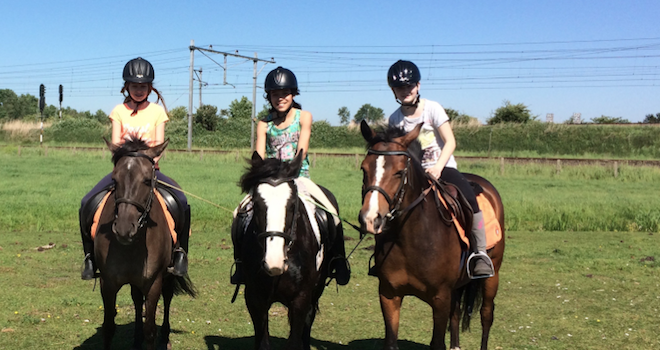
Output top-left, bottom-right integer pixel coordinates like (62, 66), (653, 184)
(364, 156), (386, 234)
(258, 183), (292, 275)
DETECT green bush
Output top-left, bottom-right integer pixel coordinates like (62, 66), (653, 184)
(44, 118), (110, 143)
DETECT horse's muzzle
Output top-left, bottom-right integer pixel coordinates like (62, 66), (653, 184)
(112, 220), (137, 245)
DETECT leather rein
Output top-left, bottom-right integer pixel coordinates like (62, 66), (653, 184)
(113, 152), (157, 230)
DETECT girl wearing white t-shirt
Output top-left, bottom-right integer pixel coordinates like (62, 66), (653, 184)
(387, 60), (494, 279)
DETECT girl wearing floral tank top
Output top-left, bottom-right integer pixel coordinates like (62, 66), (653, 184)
(264, 110), (310, 178)
(231, 67), (350, 286)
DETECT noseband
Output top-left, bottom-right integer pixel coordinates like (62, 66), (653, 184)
(114, 152), (157, 230)
(255, 178), (300, 248)
(362, 148), (411, 220)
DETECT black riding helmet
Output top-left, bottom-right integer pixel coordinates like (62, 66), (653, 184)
(123, 57), (155, 84)
(387, 60), (421, 88)
(264, 67), (299, 94)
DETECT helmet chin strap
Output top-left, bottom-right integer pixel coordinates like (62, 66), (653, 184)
(396, 94), (421, 107)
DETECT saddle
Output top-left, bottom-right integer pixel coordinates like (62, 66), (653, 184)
(81, 184), (184, 243)
(431, 179), (501, 251)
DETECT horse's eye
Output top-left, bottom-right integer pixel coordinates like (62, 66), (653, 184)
(143, 179), (152, 186)
(394, 170), (404, 178)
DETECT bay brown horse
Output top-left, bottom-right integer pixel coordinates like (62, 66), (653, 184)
(237, 151), (343, 350)
(94, 138), (195, 350)
(358, 120), (505, 350)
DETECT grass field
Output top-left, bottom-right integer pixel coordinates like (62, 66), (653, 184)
(1, 147), (659, 349)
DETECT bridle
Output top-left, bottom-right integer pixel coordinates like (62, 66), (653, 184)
(255, 176), (300, 250)
(362, 146), (412, 221)
(113, 152), (157, 230)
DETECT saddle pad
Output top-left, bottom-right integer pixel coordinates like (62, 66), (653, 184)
(437, 192), (502, 250)
(90, 191), (178, 244)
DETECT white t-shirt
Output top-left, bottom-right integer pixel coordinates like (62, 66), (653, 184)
(388, 99), (457, 169)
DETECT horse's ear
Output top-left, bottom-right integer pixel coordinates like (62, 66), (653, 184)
(360, 120), (376, 143)
(104, 137), (119, 154)
(400, 122), (423, 147)
(145, 139), (169, 159)
(287, 149), (304, 178)
(251, 151), (263, 162)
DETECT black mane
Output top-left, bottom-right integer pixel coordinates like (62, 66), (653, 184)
(239, 157), (292, 193)
(111, 137), (151, 165)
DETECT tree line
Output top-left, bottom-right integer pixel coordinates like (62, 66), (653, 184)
(2, 88), (659, 126)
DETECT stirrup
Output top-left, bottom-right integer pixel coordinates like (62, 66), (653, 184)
(168, 248), (188, 276)
(230, 260), (244, 285)
(81, 253), (98, 280)
(466, 251), (494, 279)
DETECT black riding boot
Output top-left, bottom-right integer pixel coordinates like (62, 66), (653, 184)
(329, 223), (351, 286)
(230, 209), (250, 285)
(79, 208), (96, 280)
(171, 205), (190, 276)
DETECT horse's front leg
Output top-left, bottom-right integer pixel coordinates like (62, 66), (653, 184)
(286, 294), (314, 350)
(245, 285), (271, 350)
(429, 289), (452, 350)
(100, 278), (119, 350)
(379, 290), (403, 350)
(449, 289), (462, 350)
(159, 276), (175, 350)
(130, 285), (145, 350)
(143, 277), (163, 350)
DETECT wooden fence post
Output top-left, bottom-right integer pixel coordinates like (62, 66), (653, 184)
(556, 159), (562, 174)
(355, 154), (360, 169)
(200, 149), (204, 161)
(235, 150), (240, 162)
(312, 153), (317, 168)
(613, 161), (618, 178)
(500, 157), (505, 175)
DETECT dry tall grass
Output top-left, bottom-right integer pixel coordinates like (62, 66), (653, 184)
(2, 120), (51, 138)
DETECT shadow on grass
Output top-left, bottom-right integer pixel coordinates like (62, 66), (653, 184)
(74, 322), (189, 350)
(204, 335), (429, 350)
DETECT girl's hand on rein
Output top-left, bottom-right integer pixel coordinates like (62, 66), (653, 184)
(425, 167), (442, 180)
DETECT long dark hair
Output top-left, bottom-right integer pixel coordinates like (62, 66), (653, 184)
(121, 82), (169, 116)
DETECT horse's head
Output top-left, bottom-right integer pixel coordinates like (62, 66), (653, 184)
(105, 137), (168, 245)
(240, 150), (304, 276)
(358, 120), (424, 234)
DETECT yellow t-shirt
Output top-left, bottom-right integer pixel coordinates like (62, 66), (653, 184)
(109, 103), (169, 146)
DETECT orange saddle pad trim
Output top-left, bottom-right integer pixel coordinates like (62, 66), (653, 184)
(90, 190), (178, 244)
(437, 192), (502, 250)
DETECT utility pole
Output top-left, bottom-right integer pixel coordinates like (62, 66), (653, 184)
(58, 85), (63, 120)
(188, 42), (275, 152)
(39, 84), (45, 145)
(188, 40), (195, 151)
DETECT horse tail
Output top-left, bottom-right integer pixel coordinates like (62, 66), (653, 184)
(461, 279), (484, 332)
(172, 274), (197, 298)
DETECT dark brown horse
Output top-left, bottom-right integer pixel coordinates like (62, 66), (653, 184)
(94, 138), (195, 350)
(237, 151), (343, 350)
(358, 121), (505, 350)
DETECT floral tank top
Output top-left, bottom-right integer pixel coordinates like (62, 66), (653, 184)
(265, 109), (310, 178)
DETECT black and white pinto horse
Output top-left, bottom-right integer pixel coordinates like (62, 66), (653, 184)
(238, 151), (343, 350)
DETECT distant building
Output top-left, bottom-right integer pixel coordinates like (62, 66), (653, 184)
(546, 113), (554, 123)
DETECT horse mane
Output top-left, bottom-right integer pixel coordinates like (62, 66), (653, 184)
(111, 136), (151, 165)
(239, 157), (292, 193)
(367, 125), (427, 187)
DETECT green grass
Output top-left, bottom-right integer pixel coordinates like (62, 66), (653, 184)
(1, 147), (660, 349)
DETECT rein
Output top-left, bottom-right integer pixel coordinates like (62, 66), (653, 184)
(114, 152), (157, 229)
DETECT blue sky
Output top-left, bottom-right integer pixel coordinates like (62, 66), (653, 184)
(2, 1), (659, 125)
